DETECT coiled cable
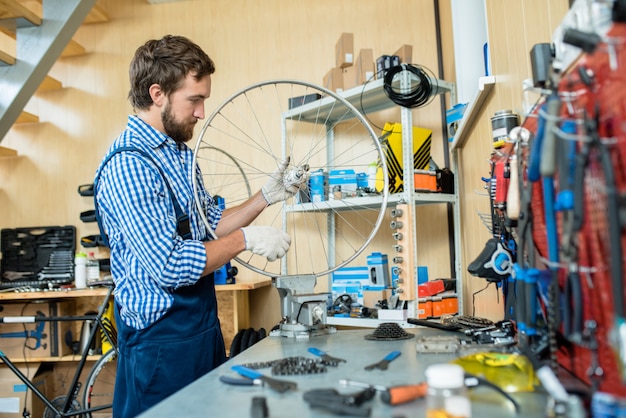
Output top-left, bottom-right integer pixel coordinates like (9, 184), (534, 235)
(383, 64), (437, 108)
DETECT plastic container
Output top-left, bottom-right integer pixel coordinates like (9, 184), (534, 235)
(86, 252), (100, 283)
(425, 363), (471, 418)
(75, 252), (88, 289)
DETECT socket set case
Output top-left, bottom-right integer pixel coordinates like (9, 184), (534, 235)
(0, 225), (76, 288)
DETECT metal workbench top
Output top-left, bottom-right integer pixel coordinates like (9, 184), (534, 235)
(139, 328), (548, 417)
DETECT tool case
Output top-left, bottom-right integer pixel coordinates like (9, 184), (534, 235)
(0, 225), (76, 289)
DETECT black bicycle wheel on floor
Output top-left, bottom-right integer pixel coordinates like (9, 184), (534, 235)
(229, 329), (245, 358)
(82, 348), (117, 418)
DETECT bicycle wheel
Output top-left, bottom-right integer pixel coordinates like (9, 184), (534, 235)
(82, 348), (117, 418)
(192, 79), (389, 278)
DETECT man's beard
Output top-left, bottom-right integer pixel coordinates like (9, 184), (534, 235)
(162, 102), (195, 143)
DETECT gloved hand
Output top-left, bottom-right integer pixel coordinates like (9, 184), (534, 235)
(241, 226), (291, 262)
(261, 157), (308, 205)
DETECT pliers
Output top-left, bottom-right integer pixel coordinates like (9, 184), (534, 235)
(231, 365), (297, 393)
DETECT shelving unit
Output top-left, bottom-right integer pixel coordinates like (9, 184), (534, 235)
(283, 74), (461, 324)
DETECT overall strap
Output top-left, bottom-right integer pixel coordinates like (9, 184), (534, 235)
(94, 146), (191, 247)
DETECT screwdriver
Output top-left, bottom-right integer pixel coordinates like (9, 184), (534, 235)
(339, 379), (428, 405)
(340, 375), (520, 411)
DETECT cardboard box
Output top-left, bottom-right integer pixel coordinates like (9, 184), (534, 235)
(356, 48), (375, 85)
(418, 297), (432, 319)
(0, 300), (75, 360)
(376, 55), (400, 79)
(393, 44), (413, 64)
(288, 93), (322, 109)
(323, 67), (344, 93)
(335, 33), (354, 69)
(414, 169), (437, 192)
(377, 309), (408, 321)
(0, 363), (46, 418)
(362, 288), (390, 309)
(375, 122), (433, 194)
(418, 279), (446, 298)
(342, 66), (358, 91)
(331, 266), (369, 307)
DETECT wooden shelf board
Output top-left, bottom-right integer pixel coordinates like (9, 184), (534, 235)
(0, 277), (272, 301)
(0, 287), (109, 300)
(449, 75), (496, 152)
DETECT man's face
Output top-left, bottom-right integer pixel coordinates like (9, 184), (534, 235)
(161, 72), (211, 143)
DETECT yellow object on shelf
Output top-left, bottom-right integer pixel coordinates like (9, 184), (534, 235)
(376, 122), (432, 193)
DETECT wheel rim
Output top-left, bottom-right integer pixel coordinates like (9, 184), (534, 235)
(192, 79), (388, 278)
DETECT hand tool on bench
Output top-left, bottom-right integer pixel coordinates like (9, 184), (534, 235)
(303, 388), (374, 417)
(340, 378), (426, 405)
(219, 375), (263, 387)
(307, 347), (346, 366)
(231, 365), (297, 393)
(364, 350), (401, 370)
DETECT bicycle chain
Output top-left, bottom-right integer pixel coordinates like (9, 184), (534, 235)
(442, 314), (495, 329)
(241, 356), (328, 375)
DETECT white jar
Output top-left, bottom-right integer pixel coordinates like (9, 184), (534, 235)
(425, 363), (471, 418)
(74, 252), (88, 289)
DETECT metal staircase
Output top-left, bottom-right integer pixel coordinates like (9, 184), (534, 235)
(0, 0), (98, 148)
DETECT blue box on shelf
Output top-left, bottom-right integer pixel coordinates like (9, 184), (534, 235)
(367, 252), (390, 288)
(329, 169), (357, 194)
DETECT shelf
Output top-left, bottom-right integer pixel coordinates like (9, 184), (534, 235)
(327, 316), (416, 328)
(284, 76), (456, 123)
(5, 354), (104, 364)
(0, 278), (271, 300)
(449, 76), (496, 152)
(0, 287), (109, 300)
(285, 192), (455, 213)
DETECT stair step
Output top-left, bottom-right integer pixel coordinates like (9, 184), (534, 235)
(36, 75), (62, 92)
(0, 48), (14, 65)
(0, 0), (42, 26)
(16, 111), (38, 124)
(0, 146), (17, 157)
(62, 39), (85, 57)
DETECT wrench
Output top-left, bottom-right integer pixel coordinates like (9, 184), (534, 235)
(308, 347), (346, 366)
(364, 350), (401, 371)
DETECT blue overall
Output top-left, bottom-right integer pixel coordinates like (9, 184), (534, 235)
(113, 273), (226, 417)
(95, 146), (227, 417)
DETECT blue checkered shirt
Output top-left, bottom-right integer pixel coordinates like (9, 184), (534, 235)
(94, 115), (222, 329)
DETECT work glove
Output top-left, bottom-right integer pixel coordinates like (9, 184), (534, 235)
(241, 226), (291, 262)
(261, 157), (309, 205)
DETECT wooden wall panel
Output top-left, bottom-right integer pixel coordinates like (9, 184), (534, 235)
(457, 0), (569, 320)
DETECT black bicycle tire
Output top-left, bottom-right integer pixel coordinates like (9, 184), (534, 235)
(82, 348), (117, 417)
(257, 327), (267, 339)
(244, 329), (260, 350)
(240, 328), (256, 352)
(229, 329), (245, 358)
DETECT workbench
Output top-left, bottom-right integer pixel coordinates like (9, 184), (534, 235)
(139, 328), (549, 417)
